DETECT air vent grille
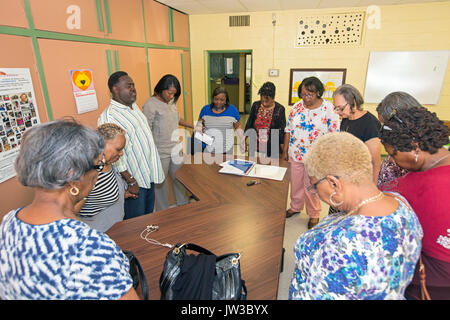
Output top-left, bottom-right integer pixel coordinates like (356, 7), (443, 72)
(229, 15), (250, 27)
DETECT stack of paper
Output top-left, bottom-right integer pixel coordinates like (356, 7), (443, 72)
(219, 160), (287, 181)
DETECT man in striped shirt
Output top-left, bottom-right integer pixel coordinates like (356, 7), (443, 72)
(98, 71), (165, 219)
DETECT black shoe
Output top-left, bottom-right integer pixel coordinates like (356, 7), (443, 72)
(307, 218), (320, 229)
(286, 209), (300, 218)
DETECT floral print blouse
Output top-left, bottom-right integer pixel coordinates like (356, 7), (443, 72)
(289, 192), (423, 300)
(285, 99), (340, 162)
(377, 155), (408, 188)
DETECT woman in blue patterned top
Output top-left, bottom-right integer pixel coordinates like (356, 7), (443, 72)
(0, 119), (138, 300)
(289, 132), (423, 300)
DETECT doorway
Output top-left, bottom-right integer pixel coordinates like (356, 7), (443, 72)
(207, 50), (252, 121)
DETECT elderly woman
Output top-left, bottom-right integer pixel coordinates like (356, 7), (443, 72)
(0, 119), (138, 300)
(289, 132), (423, 300)
(375, 92), (415, 187)
(244, 81), (286, 158)
(75, 123), (130, 232)
(283, 76), (340, 228)
(379, 106), (450, 300)
(332, 84), (381, 183)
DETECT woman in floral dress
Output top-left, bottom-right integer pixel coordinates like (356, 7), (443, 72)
(289, 132), (422, 300)
(282, 77), (340, 229)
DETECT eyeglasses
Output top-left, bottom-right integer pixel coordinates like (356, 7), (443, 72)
(307, 175), (339, 193)
(300, 92), (317, 99)
(333, 103), (349, 113)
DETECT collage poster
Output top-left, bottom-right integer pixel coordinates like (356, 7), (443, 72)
(0, 68), (41, 183)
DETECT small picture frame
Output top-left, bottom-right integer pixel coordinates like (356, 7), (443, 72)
(288, 68), (347, 105)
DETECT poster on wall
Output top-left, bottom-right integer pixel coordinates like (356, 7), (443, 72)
(0, 68), (41, 183)
(288, 68), (347, 105)
(70, 69), (98, 114)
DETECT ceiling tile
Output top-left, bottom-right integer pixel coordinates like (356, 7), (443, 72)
(279, 0), (322, 10)
(156, 0), (446, 14)
(317, 0), (361, 9)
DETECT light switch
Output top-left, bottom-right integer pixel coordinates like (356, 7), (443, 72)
(269, 69), (279, 77)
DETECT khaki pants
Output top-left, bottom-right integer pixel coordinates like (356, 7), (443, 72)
(155, 157), (189, 212)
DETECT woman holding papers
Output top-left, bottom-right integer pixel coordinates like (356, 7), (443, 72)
(142, 74), (192, 211)
(244, 82), (286, 158)
(195, 87), (245, 155)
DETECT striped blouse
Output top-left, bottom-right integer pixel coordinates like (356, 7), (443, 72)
(98, 99), (165, 188)
(78, 169), (119, 217)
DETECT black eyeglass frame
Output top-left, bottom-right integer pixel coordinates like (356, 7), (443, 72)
(307, 175), (340, 192)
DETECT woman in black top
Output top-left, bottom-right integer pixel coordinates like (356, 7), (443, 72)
(244, 82), (286, 158)
(332, 84), (381, 183)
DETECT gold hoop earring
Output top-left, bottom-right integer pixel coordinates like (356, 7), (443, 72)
(329, 191), (344, 207)
(69, 186), (80, 196)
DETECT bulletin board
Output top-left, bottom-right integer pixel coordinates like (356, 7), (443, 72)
(364, 50), (450, 104)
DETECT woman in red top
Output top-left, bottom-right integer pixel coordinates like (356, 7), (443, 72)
(244, 82), (286, 158)
(379, 105), (450, 300)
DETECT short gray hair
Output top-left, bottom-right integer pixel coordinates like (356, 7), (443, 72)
(333, 84), (364, 111)
(15, 119), (105, 189)
(376, 91), (422, 121)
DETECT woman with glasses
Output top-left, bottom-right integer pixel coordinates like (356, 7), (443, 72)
(332, 84), (381, 184)
(379, 106), (450, 300)
(283, 76), (340, 229)
(75, 123), (130, 232)
(0, 119), (138, 299)
(289, 131), (423, 300)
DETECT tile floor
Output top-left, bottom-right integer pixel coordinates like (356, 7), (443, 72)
(277, 191), (331, 299)
(237, 112), (331, 299)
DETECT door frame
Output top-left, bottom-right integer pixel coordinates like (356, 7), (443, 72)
(206, 49), (252, 109)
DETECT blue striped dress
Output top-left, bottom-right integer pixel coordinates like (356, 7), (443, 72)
(0, 209), (133, 300)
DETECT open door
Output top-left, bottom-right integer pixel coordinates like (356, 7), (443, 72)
(207, 50), (252, 117)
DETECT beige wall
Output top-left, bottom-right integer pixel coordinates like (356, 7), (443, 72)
(189, 2), (450, 120)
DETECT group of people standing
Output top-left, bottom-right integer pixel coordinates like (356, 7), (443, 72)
(284, 79), (449, 300)
(0, 70), (448, 300)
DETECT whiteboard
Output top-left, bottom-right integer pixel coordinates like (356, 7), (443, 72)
(364, 51), (449, 104)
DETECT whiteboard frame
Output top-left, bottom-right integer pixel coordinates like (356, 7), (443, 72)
(364, 50), (450, 105)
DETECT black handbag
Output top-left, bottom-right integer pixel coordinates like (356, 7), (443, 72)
(159, 243), (247, 300)
(123, 250), (149, 300)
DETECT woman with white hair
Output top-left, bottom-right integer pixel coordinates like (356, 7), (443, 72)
(0, 119), (138, 300)
(289, 132), (423, 300)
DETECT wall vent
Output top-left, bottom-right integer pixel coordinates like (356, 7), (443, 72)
(296, 11), (365, 47)
(229, 15), (250, 27)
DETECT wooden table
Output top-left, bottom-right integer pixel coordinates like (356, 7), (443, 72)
(107, 156), (290, 300)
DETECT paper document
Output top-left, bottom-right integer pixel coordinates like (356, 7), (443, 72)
(194, 131), (214, 145)
(219, 161), (287, 181)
